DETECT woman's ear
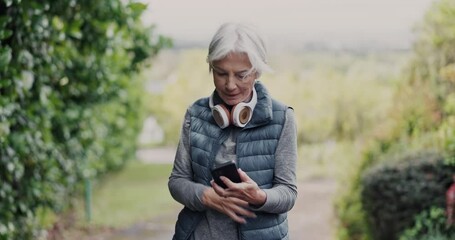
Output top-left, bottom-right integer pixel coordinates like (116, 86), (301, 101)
(254, 71), (260, 80)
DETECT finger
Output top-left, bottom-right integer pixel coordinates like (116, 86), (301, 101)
(225, 185), (253, 201)
(229, 202), (257, 219)
(222, 182), (249, 200)
(226, 211), (247, 224)
(238, 168), (252, 182)
(211, 180), (228, 197)
(228, 196), (250, 207)
(220, 198), (249, 223)
(220, 176), (237, 189)
(222, 198), (256, 221)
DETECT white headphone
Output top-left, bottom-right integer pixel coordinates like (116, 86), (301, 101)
(209, 87), (257, 129)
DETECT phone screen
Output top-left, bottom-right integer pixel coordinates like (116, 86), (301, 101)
(211, 161), (241, 188)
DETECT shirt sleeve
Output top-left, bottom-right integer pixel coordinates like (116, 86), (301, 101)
(168, 110), (209, 212)
(251, 108), (298, 213)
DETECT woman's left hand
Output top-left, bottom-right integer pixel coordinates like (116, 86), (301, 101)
(211, 168), (267, 206)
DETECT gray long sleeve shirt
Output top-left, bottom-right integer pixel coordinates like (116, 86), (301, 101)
(169, 108), (298, 240)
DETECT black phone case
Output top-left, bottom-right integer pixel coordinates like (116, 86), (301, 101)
(211, 161), (241, 188)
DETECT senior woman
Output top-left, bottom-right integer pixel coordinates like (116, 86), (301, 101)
(168, 22), (298, 240)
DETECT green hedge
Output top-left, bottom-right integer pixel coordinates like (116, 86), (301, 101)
(0, 0), (169, 238)
(361, 151), (455, 240)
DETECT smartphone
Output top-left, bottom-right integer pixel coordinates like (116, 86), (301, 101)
(211, 161), (241, 189)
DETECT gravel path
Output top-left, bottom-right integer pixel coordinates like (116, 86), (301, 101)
(289, 178), (337, 240)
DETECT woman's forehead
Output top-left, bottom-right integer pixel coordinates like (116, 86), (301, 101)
(213, 52), (252, 69)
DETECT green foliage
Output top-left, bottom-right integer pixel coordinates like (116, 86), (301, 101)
(0, 0), (169, 238)
(334, 137), (399, 240)
(336, 186), (369, 240)
(400, 207), (455, 240)
(336, 1), (455, 239)
(399, 0), (455, 162)
(361, 151), (454, 240)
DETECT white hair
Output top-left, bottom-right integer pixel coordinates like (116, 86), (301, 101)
(207, 22), (272, 77)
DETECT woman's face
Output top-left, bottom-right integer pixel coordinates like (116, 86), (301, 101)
(212, 52), (257, 106)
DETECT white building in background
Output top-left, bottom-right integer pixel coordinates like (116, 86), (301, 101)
(138, 116), (164, 146)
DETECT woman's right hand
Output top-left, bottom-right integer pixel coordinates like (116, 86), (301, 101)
(201, 187), (256, 224)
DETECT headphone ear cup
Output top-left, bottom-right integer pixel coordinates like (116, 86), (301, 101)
(231, 103), (252, 128)
(212, 104), (231, 129)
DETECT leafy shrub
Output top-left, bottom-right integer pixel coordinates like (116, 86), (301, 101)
(361, 151), (455, 240)
(399, 207), (455, 240)
(0, 0), (169, 238)
(394, 0), (455, 166)
(335, 136), (412, 240)
(336, 0), (455, 238)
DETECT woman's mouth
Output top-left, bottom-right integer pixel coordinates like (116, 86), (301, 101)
(225, 94), (238, 99)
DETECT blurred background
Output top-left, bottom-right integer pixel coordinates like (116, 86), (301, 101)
(1, 0), (454, 239)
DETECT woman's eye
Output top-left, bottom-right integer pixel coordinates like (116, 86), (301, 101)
(237, 73), (248, 80)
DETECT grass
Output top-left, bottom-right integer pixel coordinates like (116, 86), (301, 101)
(74, 160), (180, 228)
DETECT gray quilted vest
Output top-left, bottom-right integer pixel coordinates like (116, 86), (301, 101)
(173, 81), (290, 240)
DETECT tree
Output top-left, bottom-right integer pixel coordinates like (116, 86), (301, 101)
(0, 0), (170, 238)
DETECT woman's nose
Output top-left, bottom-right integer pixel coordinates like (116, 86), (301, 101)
(226, 75), (237, 90)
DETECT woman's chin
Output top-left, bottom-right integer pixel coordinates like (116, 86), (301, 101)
(218, 96), (238, 105)
(223, 99), (240, 106)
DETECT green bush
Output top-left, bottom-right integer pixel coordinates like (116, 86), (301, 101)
(0, 0), (169, 238)
(335, 137), (408, 240)
(361, 151), (455, 240)
(399, 207), (455, 240)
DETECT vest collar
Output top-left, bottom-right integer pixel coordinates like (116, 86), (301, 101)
(246, 81), (273, 129)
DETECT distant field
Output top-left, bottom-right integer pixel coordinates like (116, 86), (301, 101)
(144, 49), (411, 180)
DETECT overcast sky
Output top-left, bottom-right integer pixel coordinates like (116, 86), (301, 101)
(142, 0), (436, 49)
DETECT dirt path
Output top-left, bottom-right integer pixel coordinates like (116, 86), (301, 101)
(289, 178), (337, 240)
(73, 148), (338, 240)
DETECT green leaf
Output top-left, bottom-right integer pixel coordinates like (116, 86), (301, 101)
(0, 122), (10, 137)
(0, 29), (13, 40)
(0, 223), (7, 235)
(5, 0), (13, 7)
(0, 16), (9, 28)
(128, 2), (147, 18)
(0, 47), (12, 68)
(18, 71), (34, 90)
(52, 16), (64, 31)
(129, 2), (147, 13)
